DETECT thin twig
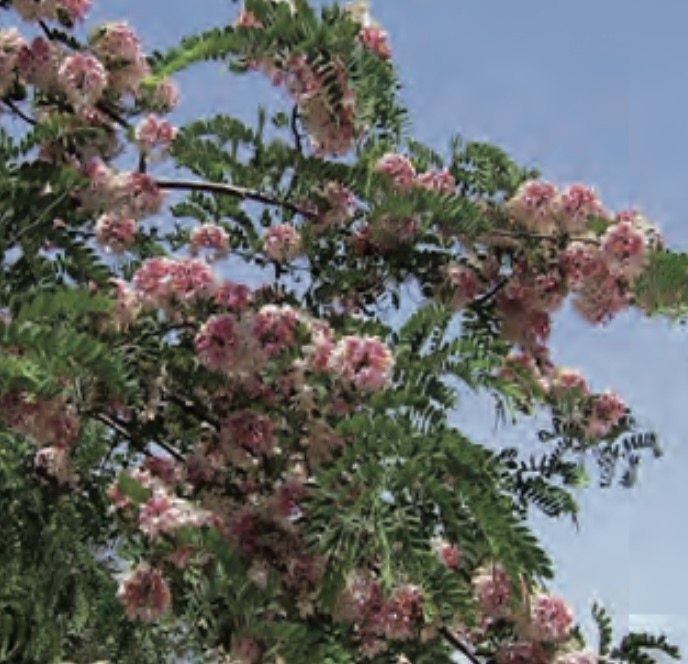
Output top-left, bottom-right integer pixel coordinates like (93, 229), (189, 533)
(290, 105), (303, 155)
(155, 178), (318, 220)
(96, 101), (131, 130)
(483, 228), (600, 246)
(163, 390), (221, 431)
(470, 277), (509, 310)
(438, 627), (484, 664)
(3, 100), (37, 126)
(7, 191), (71, 247)
(95, 412), (186, 462)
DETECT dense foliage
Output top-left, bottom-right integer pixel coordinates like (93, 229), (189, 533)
(0, 1), (685, 663)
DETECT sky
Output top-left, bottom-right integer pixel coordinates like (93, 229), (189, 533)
(9, 0), (688, 658)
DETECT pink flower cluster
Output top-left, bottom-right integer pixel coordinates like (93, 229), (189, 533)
(431, 537), (461, 570)
(81, 160), (165, 253)
(504, 183), (660, 325)
(89, 22), (149, 96)
(0, 390), (79, 448)
(117, 564), (171, 622)
(138, 488), (213, 539)
(310, 181), (356, 231)
(359, 26), (392, 59)
(253, 305), (300, 357)
(520, 592), (574, 643)
(190, 223), (230, 259)
(194, 313), (260, 375)
(555, 650), (598, 664)
(221, 410), (277, 460)
(213, 280), (252, 313)
(473, 563), (512, 619)
(263, 224), (302, 263)
(132, 257), (216, 310)
(335, 572), (424, 658)
(328, 335), (395, 391)
(11, 0), (91, 24)
(375, 153), (457, 195)
(95, 213), (136, 253)
(344, 1), (392, 59)
(134, 114), (177, 160)
(500, 350), (628, 439)
(57, 52), (107, 111)
(0, 28), (29, 96)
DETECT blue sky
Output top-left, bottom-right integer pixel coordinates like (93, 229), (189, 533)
(18, 0), (688, 657)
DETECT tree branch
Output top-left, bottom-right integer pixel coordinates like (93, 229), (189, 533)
(439, 626), (484, 664)
(163, 390), (221, 431)
(155, 178), (318, 220)
(3, 100), (38, 126)
(483, 228), (600, 246)
(95, 412), (185, 462)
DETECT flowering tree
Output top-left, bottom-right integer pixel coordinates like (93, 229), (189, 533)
(0, 1), (685, 663)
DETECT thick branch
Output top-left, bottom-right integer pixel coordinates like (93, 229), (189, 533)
(155, 178), (318, 220)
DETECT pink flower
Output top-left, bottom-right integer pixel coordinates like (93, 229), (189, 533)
(431, 537), (461, 570)
(329, 335), (395, 391)
(11, 0), (58, 22)
(58, 0), (92, 22)
(496, 642), (548, 664)
(118, 172), (164, 218)
(500, 352), (548, 399)
(253, 304), (300, 357)
(117, 565), (171, 622)
(167, 259), (216, 304)
(474, 563), (511, 619)
(135, 114), (177, 158)
(359, 26), (392, 59)
(190, 224), (229, 257)
(236, 8), (263, 29)
(138, 489), (210, 539)
(445, 264), (480, 310)
(195, 313), (255, 373)
(263, 224), (302, 262)
(601, 220), (647, 277)
(555, 650), (599, 664)
(222, 410), (276, 457)
(549, 367), (590, 398)
(506, 180), (558, 230)
(57, 52), (107, 111)
(314, 181), (356, 228)
(559, 242), (606, 289)
(553, 183), (608, 232)
(0, 392), (79, 448)
(95, 214), (137, 253)
(375, 153), (416, 190)
(214, 280), (252, 313)
(523, 592), (574, 642)
(584, 390), (626, 438)
(0, 28), (26, 94)
(90, 22), (149, 94)
(132, 257), (174, 309)
(415, 169), (456, 195)
(17, 37), (56, 90)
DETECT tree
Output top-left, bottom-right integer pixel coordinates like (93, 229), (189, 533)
(0, 0), (684, 662)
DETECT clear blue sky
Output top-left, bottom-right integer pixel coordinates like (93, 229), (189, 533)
(43, 0), (688, 656)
